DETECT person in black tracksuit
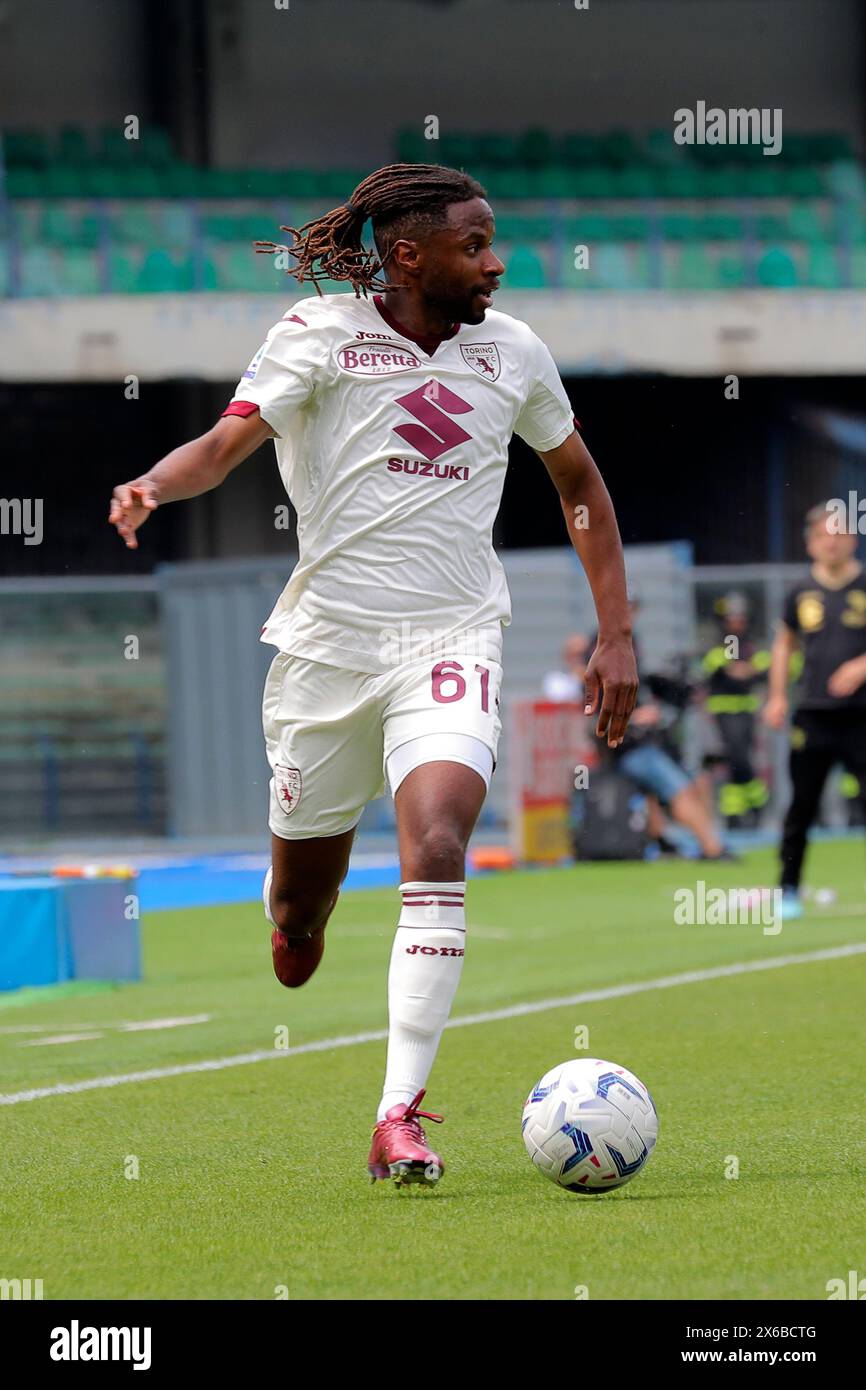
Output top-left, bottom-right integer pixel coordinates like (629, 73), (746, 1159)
(701, 593), (771, 828)
(764, 504), (866, 912)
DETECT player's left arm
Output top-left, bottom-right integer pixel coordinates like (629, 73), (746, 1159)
(536, 429), (638, 746)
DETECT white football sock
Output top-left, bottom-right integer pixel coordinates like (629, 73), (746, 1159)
(377, 881), (466, 1123)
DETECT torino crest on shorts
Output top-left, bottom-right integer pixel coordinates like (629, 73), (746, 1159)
(274, 764), (302, 815)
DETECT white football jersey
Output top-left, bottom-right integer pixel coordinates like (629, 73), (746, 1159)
(228, 292), (574, 673)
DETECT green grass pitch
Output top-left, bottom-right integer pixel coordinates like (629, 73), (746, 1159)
(1, 842), (865, 1300)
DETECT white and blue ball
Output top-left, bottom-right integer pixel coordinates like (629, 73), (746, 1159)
(522, 1058), (658, 1194)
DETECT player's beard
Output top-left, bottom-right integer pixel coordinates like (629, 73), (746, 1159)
(422, 280), (486, 326)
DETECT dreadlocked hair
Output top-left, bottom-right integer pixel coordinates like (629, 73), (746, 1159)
(254, 163), (487, 298)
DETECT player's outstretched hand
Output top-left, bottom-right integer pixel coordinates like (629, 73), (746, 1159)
(108, 480), (159, 549)
(583, 636), (639, 748)
(762, 695), (787, 730)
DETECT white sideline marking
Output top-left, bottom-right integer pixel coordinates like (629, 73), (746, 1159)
(117, 1014), (211, 1032)
(22, 1032), (105, 1047)
(1, 1013), (211, 1039)
(1, 942), (864, 1107)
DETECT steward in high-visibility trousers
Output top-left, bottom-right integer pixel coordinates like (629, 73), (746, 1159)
(702, 592), (770, 828)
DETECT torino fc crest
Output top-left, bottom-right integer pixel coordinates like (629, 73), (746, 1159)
(275, 764), (302, 816)
(460, 343), (500, 381)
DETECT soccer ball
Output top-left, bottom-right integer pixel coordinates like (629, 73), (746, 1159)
(522, 1058), (658, 1194)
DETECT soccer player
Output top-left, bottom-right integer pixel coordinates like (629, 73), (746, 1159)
(109, 164), (638, 1186)
(764, 502), (866, 919)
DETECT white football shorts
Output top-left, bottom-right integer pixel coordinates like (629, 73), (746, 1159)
(263, 644), (503, 840)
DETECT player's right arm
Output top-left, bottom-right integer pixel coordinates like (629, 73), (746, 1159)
(763, 620), (798, 729)
(109, 409), (274, 549)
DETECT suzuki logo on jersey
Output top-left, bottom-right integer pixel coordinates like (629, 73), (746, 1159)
(392, 381), (474, 462)
(387, 458), (470, 481)
(460, 343), (500, 380)
(337, 341), (422, 376)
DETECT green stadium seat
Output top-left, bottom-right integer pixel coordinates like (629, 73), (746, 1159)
(571, 215), (615, 242)
(784, 166), (824, 197)
(220, 246), (272, 291)
(477, 134), (519, 168)
(518, 128), (555, 168)
(531, 167), (577, 198)
(118, 167), (164, 198)
(701, 213), (744, 241)
(850, 247), (866, 288)
(571, 168), (616, 199)
(611, 214), (651, 241)
(19, 246), (63, 296)
(83, 167), (126, 198)
(665, 244), (717, 290)
(160, 204), (196, 247)
(739, 165), (785, 197)
(162, 163), (207, 198)
(40, 205), (79, 246)
(42, 164), (87, 198)
(806, 243), (842, 288)
(757, 247), (799, 287)
(756, 214), (789, 241)
(826, 161), (865, 201)
(559, 134), (605, 167)
(786, 205), (825, 242)
(113, 207), (159, 245)
(592, 243), (643, 289)
(599, 130), (641, 168)
(614, 165), (656, 198)
(0, 246), (10, 296)
(655, 166), (703, 199)
(137, 250), (186, 292)
(2, 129), (48, 167)
(138, 128), (174, 168)
(57, 126), (91, 166)
(696, 167), (744, 198)
(504, 244), (547, 288)
(109, 251), (139, 293)
(662, 214), (701, 242)
(4, 168), (42, 197)
(58, 248), (100, 295)
(717, 254), (748, 288)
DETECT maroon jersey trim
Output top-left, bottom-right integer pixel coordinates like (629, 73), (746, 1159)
(373, 294), (459, 358)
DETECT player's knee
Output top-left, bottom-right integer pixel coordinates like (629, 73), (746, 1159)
(412, 822), (466, 881)
(270, 884), (336, 938)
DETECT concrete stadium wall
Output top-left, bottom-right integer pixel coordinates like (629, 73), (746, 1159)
(4, 290), (866, 382)
(0, 0), (862, 162)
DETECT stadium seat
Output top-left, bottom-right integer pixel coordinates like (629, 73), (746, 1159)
(4, 168), (42, 198)
(592, 243), (644, 289)
(19, 246), (63, 296)
(701, 213), (744, 241)
(717, 254), (748, 287)
(109, 251), (140, 293)
(786, 205), (826, 242)
(2, 129), (48, 167)
(850, 247), (866, 287)
(58, 248), (100, 295)
(137, 250), (187, 292)
(806, 243), (842, 288)
(113, 207), (159, 245)
(57, 126), (92, 167)
(504, 244), (547, 288)
(160, 204), (197, 247)
(665, 244), (717, 290)
(757, 247), (799, 287)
